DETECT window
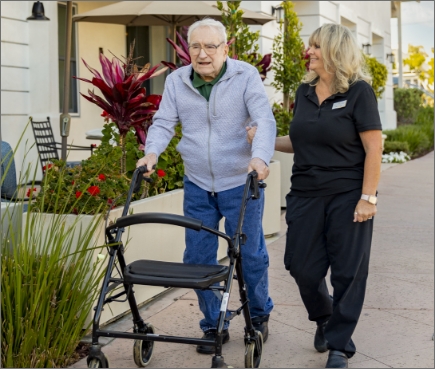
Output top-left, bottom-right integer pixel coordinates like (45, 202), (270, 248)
(126, 26), (151, 95)
(58, 2), (78, 113)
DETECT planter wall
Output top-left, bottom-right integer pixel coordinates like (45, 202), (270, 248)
(1, 201), (26, 245)
(262, 160), (281, 236)
(272, 151), (294, 208)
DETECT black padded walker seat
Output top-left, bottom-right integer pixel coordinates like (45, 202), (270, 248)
(124, 260), (229, 290)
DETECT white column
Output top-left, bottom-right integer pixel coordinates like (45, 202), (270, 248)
(397, 1), (403, 88)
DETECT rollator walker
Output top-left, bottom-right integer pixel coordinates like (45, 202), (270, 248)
(87, 166), (266, 368)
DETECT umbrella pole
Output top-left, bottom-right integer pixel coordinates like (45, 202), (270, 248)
(60, 1), (73, 161)
(172, 22), (177, 64)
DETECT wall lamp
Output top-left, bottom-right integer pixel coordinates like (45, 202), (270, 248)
(27, 1), (50, 21)
(272, 5), (284, 23)
(362, 43), (371, 55)
(386, 53), (395, 63)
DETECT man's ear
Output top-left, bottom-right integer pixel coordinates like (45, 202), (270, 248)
(223, 44), (229, 57)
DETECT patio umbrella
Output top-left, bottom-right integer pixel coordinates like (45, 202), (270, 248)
(72, 1), (274, 62)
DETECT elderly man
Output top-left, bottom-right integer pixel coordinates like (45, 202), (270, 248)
(137, 19), (275, 354)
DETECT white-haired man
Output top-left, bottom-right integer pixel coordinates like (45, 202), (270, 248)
(137, 19), (275, 354)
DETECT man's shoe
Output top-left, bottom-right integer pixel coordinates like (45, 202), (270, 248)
(252, 319), (269, 343)
(196, 329), (229, 355)
(325, 350), (348, 368)
(314, 320), (328, 353)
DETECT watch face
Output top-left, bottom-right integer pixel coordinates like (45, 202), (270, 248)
(369, 196), (377, 205)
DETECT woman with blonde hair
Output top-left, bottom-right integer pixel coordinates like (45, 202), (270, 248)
(247, 23), (383, 368)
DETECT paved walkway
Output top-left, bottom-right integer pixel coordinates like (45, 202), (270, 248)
(72, 152), (434, 368)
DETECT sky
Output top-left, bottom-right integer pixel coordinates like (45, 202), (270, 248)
(390, 1), (434, 56)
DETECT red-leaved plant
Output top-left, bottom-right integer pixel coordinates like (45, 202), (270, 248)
(74, 42), (167, 173)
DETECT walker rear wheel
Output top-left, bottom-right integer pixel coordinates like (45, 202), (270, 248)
(133, 324), (155, 367)
(244, 331), (263, 368)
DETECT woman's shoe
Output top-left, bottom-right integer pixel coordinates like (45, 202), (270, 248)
(314, 320), (328, 352)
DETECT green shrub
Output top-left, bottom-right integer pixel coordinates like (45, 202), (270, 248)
(34, 124), (184, 215)
(364, 54), (388, 99)
(383, 140), (410, 154)
(384, 125), (431, 157)
(394, 88), (424, 124)
(413, 106), (435, 148)
(272, 102), (293, 137)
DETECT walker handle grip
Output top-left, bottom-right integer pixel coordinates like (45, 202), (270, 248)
(133, 165), (155, 193)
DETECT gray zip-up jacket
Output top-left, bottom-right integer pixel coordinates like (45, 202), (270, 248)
(145, 57), (276, 193)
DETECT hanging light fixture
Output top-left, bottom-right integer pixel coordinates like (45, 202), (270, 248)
(272, 5), (284, 23)
(27, 1), (50, 21)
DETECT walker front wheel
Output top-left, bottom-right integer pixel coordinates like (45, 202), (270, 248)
(87, 355), (109, 368)
(244, 331), (263, 368)
(133, 324), (155, 367)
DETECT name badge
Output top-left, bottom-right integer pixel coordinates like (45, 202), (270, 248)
(332, 100), (347, 109)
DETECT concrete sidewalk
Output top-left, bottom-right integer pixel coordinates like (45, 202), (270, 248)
(72, 152), (434, 368)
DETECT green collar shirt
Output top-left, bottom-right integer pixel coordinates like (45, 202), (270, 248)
(192, 62), (227, 101)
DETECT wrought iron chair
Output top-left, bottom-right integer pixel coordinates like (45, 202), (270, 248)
(30, 117), (95, 173)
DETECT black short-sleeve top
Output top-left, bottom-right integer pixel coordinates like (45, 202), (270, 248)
(289, 80), (382, 197)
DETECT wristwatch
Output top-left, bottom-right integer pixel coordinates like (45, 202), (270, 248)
(361, 194), (377, 205)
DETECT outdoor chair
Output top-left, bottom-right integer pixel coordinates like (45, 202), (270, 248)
(30, 117), (95, 173)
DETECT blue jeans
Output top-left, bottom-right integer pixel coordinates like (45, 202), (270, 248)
(183, 176), (274, 332)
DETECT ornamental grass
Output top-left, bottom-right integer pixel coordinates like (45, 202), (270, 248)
(1, 131), (107, 368)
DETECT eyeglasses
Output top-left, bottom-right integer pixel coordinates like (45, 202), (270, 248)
(188, 42), (224, 56)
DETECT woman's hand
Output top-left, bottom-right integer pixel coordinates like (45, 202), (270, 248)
(353, 199), (377, 222)
(246, 126), (257, 144)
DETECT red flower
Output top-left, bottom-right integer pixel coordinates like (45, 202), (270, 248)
(107, 198), (113, 204)
(98, 174), (106, 181)
(26, 187), (37, 198)
(75, 191), (82, 199)
(87, 186), (101, 196)
(72, 180), (75, 185)
(101, 110), (109, 117)
(42, 164), (53, 172)
(157, 169), (166, 178)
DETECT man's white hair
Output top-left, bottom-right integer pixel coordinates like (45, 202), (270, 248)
(187, 18), (227, 43)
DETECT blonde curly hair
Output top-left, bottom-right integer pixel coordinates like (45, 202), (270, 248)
(303, 23), (371, 94)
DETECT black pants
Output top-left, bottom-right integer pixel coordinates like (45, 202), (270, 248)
(284, 188), (373, 358)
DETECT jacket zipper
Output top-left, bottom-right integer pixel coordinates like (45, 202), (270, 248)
(207, 102), (215, 196)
